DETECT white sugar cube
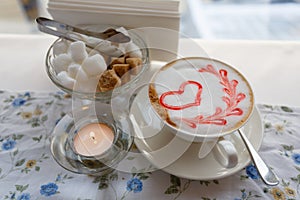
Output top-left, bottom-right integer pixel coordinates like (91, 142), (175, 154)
(74, 67), (89, 82)
(53, 40), (68, 56)
(76, 77), (99, 93)
(118, 43), (128, 54)
(82, 54), (106, 77)
(69, 41), (88, 64)
(57, 71), (75, 89)
(93, 40), (123, 57)
(126, 42), (142, 58)
(67, 63), (81, 79)
(53, 53), (72, 73)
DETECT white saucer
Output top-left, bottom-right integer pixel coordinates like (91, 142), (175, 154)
(130, 87), (263, 180)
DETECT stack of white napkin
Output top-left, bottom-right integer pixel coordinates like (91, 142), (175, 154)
(47, 0), (181, 61)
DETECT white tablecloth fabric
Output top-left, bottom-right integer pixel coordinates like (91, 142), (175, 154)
(1, 34), (300, 199)
(0, 90), (300, 199)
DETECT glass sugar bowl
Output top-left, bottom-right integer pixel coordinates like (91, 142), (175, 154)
(45, 26), (150, 102)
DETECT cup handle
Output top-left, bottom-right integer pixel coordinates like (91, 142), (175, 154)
(212, 139), (238, 168)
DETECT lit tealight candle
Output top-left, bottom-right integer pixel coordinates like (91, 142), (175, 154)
(73, 123), (114, 157)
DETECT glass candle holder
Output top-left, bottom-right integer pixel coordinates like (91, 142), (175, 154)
(50, 104), (133, 176)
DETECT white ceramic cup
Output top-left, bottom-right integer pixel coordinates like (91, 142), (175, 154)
(148, 57), (255, 168)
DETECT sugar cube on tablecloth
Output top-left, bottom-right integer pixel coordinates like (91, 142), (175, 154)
(69, 41), (88, 64)
(53, 53), (72, 73)
(53, 40), (68, 56)
(67, 63), (81, 79)
(126, 42), (142, 58)
(82, 54), (107, 77)
(57, 71), (75, 89)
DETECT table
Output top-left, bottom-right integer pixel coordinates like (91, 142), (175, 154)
(0, 34), (300, 199)
(1, 34), (300, 106)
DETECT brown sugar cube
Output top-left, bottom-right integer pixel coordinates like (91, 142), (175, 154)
(98, 70), (121, 92)
(110, 57), (125, 66)
(126, 57), (143, 75)
(113, 64), (130, 77)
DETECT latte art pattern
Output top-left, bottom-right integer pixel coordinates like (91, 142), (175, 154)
(150, 57), (254, 136)
(174, 64), (246, 127)
(159, 80), (203, 110)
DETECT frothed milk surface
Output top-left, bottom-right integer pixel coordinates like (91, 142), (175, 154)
(149, 57), (254, 137)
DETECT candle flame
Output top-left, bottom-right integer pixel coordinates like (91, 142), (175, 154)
(89, 131), (97, 144)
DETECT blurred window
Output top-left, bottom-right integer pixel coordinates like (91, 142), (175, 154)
(180, 0), (300, 40)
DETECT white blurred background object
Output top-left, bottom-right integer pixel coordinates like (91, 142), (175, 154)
(0, 0), (50, 33)
(0, 0), (31, 33)
(0, 0), (300, 40)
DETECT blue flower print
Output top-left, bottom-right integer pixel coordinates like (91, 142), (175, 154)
(246, 164), (259, 179)
(12, 98), (26, 107)
(55, 174), (61, 182)
(55, 118), (61, 125)
(234, 191), (246, 200)
(1, 139), (16, 151)
(17, 193), (30, 200)
(40, 182), (58, 197)
(292, 153), (300, 165)
(24, 92), (31, 97)
(242, 191), (247, 199)
(126, 178), (143, 193)
(10, 193), (16, 199)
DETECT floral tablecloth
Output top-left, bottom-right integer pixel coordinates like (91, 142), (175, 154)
(0, 90), (299, 200)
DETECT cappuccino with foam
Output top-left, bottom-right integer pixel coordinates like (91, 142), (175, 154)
(149, 57), (254, 138)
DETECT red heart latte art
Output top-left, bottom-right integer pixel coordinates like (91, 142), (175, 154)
(159, 81), (203, 111)
(159, 64), (246, 127)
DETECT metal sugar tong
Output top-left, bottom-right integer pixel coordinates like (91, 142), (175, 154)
(36, 17), (130, 57)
